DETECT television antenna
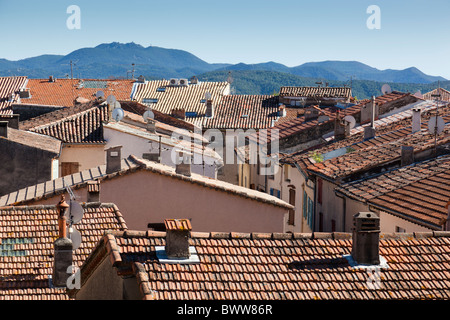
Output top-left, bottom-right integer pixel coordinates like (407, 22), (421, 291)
(62, 179), (84, 251)
(95, 90), (105, 99)
(106, 95), (116, 105)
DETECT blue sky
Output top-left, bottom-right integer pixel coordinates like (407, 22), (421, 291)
(1, 0), (449, 78)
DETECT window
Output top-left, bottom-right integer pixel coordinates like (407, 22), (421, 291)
(396, 226), (406, 233)
(61, 162), (79, 177)
(185, 112), (198, 117)
(288, 188), (296, 225)
(143, 98), (158, 104)
(317, 178), (323, 204)
(319, 212), (323, 232)
(270, 188), (281, 199)
(156, 87), (166, 92)
(331, 219), (336, 232)
(303, 191), (314, 230)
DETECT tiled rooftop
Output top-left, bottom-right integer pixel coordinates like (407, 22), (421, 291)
(19, 100), (108, 144)
(21, 78), (135, 107)
(306, 106), (450, 182)
(423, 88), (450, 103)
(0, 76), (28, 115)
(279, 86), (352, 99)
(202, 95), (280, 129)
(76, 229), (450, 300)
(2, 127), (62, 155)
(132, 80), (230, 123)
(0, 203), (127, 299)
(336, 155), (450, 229)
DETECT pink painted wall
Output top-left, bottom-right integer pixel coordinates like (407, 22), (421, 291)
(33, 170), (288, 233)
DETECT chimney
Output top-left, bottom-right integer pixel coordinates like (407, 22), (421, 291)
(172, 108), (186, 120)
(334, 116), (350, 140)
(49, 76), (55, 82)
(412, 107), (421, 133)
(105, 145), (122, 174)
(352, 212), (380, 265)
(370, 96), (376, 127)
(363, 126), (376, 140)
(401, 146), (414, 166)
(205, 99), (214, 118)
(53, 195), (73, 287)
(175, 150), (192, 177)
(278, 104), (286, 117)
(87, 180), (100, 202)
(146, 119), (156, 133)
(164, 219), (192, 258)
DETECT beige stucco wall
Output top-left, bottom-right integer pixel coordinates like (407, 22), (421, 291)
(59, 144), (105, 175)
(32, 170), (288, 233)
(76, 256), (124, 300)
(378, 210), (432, 233)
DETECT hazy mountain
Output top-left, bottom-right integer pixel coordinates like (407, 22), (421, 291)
(0, 42), (445, 86)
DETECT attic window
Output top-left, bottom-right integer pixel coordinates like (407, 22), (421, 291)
(200, 99), (206, 103)
(185, 112), (198, 117)
(156, 87), (166, 92)
(143, 98), (158, 104)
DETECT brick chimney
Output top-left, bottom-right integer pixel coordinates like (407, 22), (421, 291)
(352, 212), (380, 265)
(164, 219), (192, 258)
(205, 99), (214, 118)
(53, 195), (73, 287)
(401, 145), (414, 166)
(87, 180), (100, 202)
(105, 145), (122, 174)
(412, 107), (421, 133)
(0, 121), (8, 138)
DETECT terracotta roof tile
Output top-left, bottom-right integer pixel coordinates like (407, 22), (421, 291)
(132, 80), (230, 125)
(203, 95), (280, 129)
(19, 100), (108, 144)
(79, 230), (450, 300)
(21, 79), (135, 107)
(280, 86), (352, 99)
(0, 77), (28, 115)
(336, 155), (450, 229)
(0, 203), (127, 299)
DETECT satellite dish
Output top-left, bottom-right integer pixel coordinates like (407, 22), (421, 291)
(318, 115), (330, 124)
(343, 115), (356, 129)
(65, 201), (84, 225)
(381, 84), (392, 95)
(96, 90), (105, 99)
(112, 101), (121, 110)
(414, 91), (423, 99)
(112, 108), (125, 122)
(69, 227), (82, 251)
(106, 95), (116, 105)
(143, 110), (155, 122)
(428, 116), (445, 135)
(205, 92), (212, 100)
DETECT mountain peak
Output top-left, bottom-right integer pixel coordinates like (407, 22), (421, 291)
(95, 42), (144, 50)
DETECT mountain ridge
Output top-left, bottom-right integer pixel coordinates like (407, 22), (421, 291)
(0, 42), (445, 87)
